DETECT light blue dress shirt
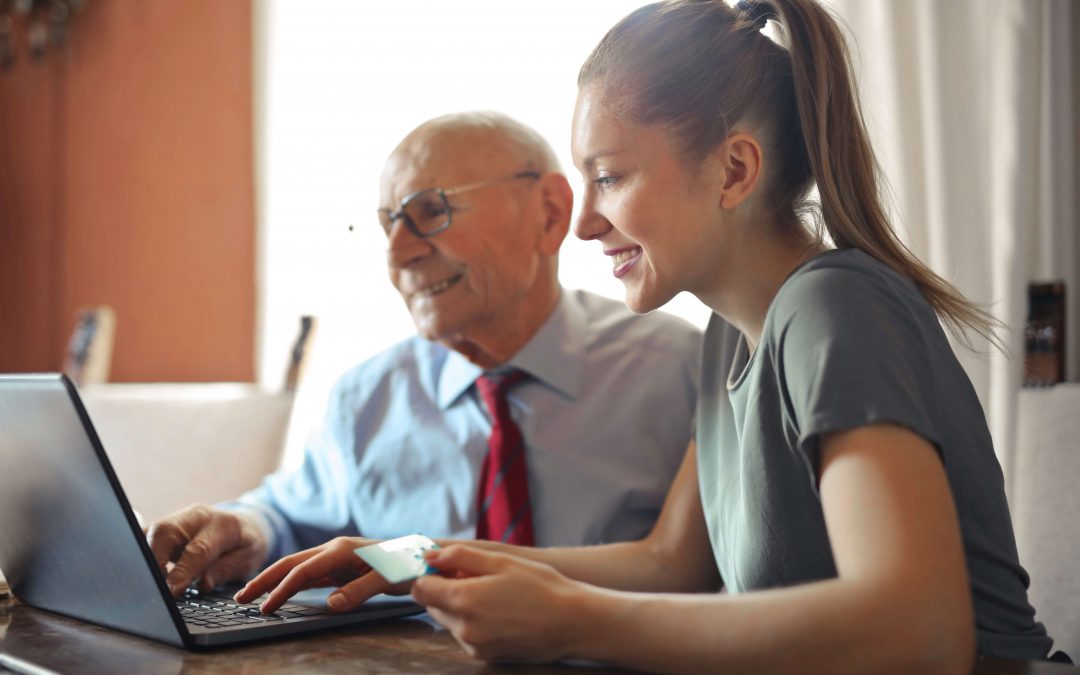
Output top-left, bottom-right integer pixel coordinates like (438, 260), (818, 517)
(230, 289), (701, 559)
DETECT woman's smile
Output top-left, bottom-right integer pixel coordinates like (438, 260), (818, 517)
(606, 246), (643, 278)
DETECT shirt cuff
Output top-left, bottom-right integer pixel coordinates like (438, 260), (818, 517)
(216, 500), (294, 571)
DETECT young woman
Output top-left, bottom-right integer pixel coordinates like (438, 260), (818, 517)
(238, 1), (1061, 671)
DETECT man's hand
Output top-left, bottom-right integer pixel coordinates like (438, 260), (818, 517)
(146, 505), (270, 597)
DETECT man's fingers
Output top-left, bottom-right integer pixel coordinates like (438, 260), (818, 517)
(165, 527), (228, 596)
(146, 505), (215, 576)
(201, 548), (256, 592)
(424, 545), (507, 578)
(146, 523), (185, 574)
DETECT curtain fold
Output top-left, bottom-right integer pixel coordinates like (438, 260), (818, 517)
(823, 0), (1077, 487)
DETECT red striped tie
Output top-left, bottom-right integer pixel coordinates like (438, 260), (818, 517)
(474, 371), (535, 546)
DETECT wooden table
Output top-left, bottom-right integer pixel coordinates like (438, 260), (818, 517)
(0, 601), (1074, 674)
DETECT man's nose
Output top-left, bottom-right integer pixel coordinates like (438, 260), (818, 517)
(386, 216), (432, 266)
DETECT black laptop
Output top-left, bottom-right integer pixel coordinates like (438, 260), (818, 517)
(0, 373), (422, 647)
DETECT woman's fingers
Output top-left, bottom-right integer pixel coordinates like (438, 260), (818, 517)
(411, 572), (459, 611)
(426, 606), (479, 657)
(415, 545), (541, 613)
(414, 550), (584, 664)
(258, 539), (371, 614)
(323, 569), (395, 612)
(233, 545), (325, 603)
(412, 545), (507, 613)
(424, 544), (508, 579)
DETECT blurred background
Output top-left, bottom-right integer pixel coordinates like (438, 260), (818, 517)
(3, 0), (1079, 651)
(1, 0), (1078, 471)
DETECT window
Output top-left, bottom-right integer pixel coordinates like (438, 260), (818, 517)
(257, 1), (713, 398)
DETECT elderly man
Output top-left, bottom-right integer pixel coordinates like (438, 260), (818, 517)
(148, 112), (701, 596)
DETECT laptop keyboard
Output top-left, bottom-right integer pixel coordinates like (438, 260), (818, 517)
(176, 588), (327, 630)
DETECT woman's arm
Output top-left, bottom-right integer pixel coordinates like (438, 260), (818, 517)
(470, 440), (719, 593)
(240, 441), (717, 612)
(416, 423), (975, 675)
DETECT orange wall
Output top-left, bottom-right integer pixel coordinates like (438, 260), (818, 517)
(0, 0), (255, 382)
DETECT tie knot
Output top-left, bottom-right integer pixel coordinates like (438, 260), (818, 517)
(475, 370), (527, 412)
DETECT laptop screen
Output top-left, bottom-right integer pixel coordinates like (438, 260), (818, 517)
(0, 374), (184, 646)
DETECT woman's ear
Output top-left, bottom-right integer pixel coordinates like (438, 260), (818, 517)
(714, 132), (763, 210)
(537, 172), (573, 256)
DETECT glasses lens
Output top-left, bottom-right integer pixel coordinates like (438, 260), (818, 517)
(403, 189), (449, 235)
(377, 209), (394, 235)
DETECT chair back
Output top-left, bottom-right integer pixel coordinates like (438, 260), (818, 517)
(1011, 385), (1080, 658)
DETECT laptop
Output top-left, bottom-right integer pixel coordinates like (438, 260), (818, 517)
(0, 373), (423, 648)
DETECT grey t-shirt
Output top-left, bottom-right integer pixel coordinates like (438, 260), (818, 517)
(696, 248), (1052, 660)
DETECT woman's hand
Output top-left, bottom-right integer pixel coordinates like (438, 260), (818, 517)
(233, 536), (409, 614)
(413, 545), (590, 664)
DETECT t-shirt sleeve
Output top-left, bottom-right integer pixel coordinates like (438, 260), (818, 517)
(771, 266), (942, 480)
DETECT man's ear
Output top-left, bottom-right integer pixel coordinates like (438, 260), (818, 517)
(713, 132), (763, 210)
(537, 173), (573, 256)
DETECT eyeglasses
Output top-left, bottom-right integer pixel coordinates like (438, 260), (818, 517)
(376, 171), (541, 238)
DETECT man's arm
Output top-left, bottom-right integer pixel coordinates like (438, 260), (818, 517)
(147, 405), (361, 596)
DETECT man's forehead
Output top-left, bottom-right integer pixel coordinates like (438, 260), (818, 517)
(381, 126), (520, 201)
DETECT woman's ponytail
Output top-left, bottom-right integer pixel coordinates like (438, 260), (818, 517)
(769, 0), (999, 347)
(579, 0), (1000, 349)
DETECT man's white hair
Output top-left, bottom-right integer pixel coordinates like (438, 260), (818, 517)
(410, 111), (561, 174)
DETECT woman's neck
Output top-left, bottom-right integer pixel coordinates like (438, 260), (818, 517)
(698, 227), (827, 353)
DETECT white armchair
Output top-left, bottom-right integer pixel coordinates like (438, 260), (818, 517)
(0, 383), (294, 589)
(79, 383), (294, 524)
(1011, 384), (1080, 659)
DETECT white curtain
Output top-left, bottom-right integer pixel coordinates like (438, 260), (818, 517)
(822, 0), (1078, 486)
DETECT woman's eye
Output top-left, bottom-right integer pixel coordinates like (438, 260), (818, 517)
(594, 175), (619, 188)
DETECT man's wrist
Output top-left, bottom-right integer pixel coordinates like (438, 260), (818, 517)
(226, 507), (274, 569)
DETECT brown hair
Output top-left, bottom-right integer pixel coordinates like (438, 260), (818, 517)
(579, 0), (998, 348)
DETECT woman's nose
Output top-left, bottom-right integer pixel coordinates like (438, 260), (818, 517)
(573, 195), (611, 241)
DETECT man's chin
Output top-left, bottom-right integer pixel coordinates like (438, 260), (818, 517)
(412, 318), (494, 364)
(411, 313), (464, 344)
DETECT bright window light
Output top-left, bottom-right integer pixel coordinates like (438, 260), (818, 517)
(257, 1), (715, 398)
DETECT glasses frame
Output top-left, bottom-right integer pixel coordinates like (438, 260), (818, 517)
(376, 171), (541, 238)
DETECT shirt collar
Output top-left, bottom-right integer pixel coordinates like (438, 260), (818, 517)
(436, 290), (587, 410)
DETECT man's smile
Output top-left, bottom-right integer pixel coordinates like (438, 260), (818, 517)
(412, 272), (465, 299)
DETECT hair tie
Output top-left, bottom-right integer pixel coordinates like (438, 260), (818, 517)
(736, 0), (775, 31)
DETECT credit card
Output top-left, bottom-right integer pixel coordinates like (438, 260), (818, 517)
(354, 534), (440, 584)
